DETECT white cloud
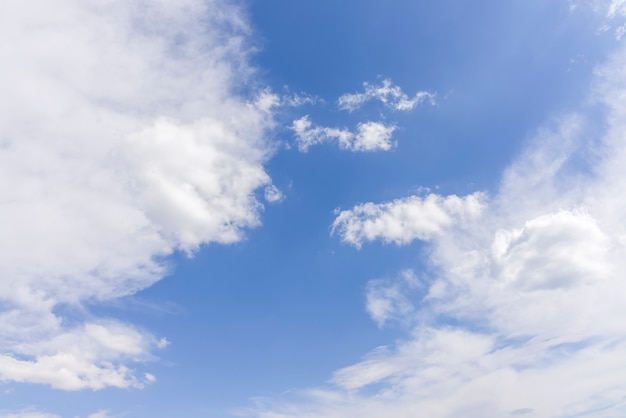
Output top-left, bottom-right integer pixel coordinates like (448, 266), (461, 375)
(85, 412), (117, 418)
(291, 116), (352, 151)
(0, 410), (60, 418)
(331, 193), (486, 248)
(157, 337), (170, 349)
(0, 321), (162, 390)
(580, 0), (626, 38)
(338, 79), (435, 112)
(291, 116), (396, 152)
(281, 92), (322, 107)
(245, 23), (626, 418)
(365, 270), (422, 327)
(0, 410), (118, 418)
(264, 184), (285, 203)
(0, 0), (274, 389)
(491, 210), (610, 291)
(291, 79), (429, 152)
(352, 122), (396, 151)
(608, 0), (626, 16)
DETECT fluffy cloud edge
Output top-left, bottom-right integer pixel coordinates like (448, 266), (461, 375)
(331, 192), (486, 248)
(0, 0), (277, 390)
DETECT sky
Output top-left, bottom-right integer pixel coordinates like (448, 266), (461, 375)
(1, 0), (626, 417)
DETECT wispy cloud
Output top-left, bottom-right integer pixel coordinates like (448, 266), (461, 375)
(338, 79), (435, 112)
(253, 90), (322, 111)
(0, 410), (60, 418)
(245, 29), (626, 418)
(365, 270), (423, 327)
(0, 0), (275, 390)
(282, 92), (323, 107)
(291, 116), (396, 152)
(0, 410), (118, 418)
(86, 411), (118, 418)
(608, 0), (626, 16)
(264, 184), (285, 203)
(581, 0), (626, 38)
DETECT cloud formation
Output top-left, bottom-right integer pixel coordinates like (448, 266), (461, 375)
(291, 116), (396, 152)
(0, 409), (61, 418)
(0, 0), (275, 389)
(338, 79), (435, 112)
(365, 270), (422, 327)
(247, 24), (626, 418)
(289, 79), (433, 152)
(0, 410), (113, 418)
(332, 193), (485, 248)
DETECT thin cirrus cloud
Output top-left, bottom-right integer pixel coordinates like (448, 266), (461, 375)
(0, 0), (277, 390)
(291, 116), (396, 152)
(247, 15), (626, 418)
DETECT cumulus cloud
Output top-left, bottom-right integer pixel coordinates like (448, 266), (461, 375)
(352, 121), (397, 151)
(291, 116), (396, 152)
(245, 20), (626, 418)
(491, 210), (610, 291)
(338, 79), (435, 112)
(0, 0), (275, 389)
(332, 193), (485, 248)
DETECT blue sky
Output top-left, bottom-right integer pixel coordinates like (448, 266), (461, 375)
(1, 1), (626, 417)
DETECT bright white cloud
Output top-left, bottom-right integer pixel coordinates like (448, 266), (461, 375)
(491, 210), (610, 291)
(291, 116), (396, 152)
(338, 79), (435, 112)
(352, 122), (396, 151)
(331, 193), (486, 248)
(0, 0), (275, 389)
(0, 320), (162, 390)
(245, 25), (626, 418)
